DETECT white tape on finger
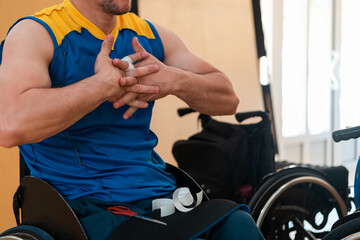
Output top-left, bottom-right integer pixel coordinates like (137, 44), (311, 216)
(121, 56), (134, 71)
(121, 56), (133, 64)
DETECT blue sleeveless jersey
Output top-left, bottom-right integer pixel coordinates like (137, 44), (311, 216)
(0, 0), (176, 202)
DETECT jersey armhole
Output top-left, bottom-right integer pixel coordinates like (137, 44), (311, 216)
(145, 20), (165, 62)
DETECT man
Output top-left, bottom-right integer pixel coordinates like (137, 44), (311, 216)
(0, 0), (264, 239)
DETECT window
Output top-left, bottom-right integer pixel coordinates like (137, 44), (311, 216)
(281, 0), (332, 137)
(261, 0), (360, 165)
(339, 0), (360, 129)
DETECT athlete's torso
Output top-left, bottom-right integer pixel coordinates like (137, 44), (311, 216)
(0, 0), (176, 202)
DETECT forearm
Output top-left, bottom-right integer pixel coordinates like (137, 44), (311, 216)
(172, 68), (239, 116)
(0, 76), (108, 147)
(110, 34), (240, 118)
(152, 24), (239, 115)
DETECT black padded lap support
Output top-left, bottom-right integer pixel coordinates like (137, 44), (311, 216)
(20, 176), (88, 240)
(166, 163), (209, 200)
(107, 199), (240, 240)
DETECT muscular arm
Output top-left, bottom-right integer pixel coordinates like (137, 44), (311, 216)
(115, 24), (239, 118)
(0, 20), (157, 148)
(157, 24), (239, 115)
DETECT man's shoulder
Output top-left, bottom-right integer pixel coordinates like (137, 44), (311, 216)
(119, 13), (157, 39)
(31, 2), (79, 46)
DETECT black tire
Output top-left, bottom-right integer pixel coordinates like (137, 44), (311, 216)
(249, 167), (348, 240)
(0, 226), (54, 240)
(323, 217), (360, 240)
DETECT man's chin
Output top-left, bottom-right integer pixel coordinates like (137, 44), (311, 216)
(99, 0), (132, 15)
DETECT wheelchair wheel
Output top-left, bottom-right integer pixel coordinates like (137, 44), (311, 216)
(0, 226), (54, 240)
(249, 167), (348, 240)
(322, 217), (360, 240)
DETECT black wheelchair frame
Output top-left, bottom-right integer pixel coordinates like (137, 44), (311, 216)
(0, 155), (208, 240)
(249, 164), (349, 239)
(322, 126), (360, 240)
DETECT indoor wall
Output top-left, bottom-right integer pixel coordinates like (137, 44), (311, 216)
(0, 0), (262, 231)
(140, 0), (263, 164)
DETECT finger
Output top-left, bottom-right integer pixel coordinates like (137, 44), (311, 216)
(123, 107), (139, 120)
(113, 58), (131, 71)
(119, 76), (138, 87)
(132, 37), (146, 53)
(125, 84), (160, 94)
(99, 34), (114, 56)
(126, 64), (159, 78)
(113, 92), (138, 109)
(128, 99), (149, 109)
(127, 50), (149, 64)
(137, 93), (155, 102)
(113, 51), (150, 71)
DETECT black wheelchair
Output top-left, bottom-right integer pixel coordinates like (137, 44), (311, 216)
(322, 126), (360, 240)
(249, 163), (349, 239)
(0, 162), (350, 240)
(173, 109), (351, 240)
(0, 115), (352, 240)
(0, 156), (209, 240)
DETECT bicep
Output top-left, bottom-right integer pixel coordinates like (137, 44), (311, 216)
(154, 24), (220, 74)
(0, 19), (53, 97)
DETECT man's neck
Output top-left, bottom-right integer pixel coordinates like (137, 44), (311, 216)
(70, 0), (117, 35)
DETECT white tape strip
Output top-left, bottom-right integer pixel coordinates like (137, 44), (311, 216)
(173, 187), (202, 212)
(177, 187), (194, 206)
(152, 187), (203, 217)
(152, 199), (175, 217)
(121, 56), (134, 71)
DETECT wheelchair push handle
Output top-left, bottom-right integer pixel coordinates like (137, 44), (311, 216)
(177, 108), (196, 117)
(235, 111), (268, 123)
(332, 126), (360, 142)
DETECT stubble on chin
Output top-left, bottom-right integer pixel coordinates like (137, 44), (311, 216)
(98, 0), (131, 15)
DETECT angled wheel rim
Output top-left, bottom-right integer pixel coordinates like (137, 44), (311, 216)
(256, 176), (348, 227)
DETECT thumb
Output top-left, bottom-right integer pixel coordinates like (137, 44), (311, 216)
(132, 37), (146, 53)
(99, 34), (114, 56)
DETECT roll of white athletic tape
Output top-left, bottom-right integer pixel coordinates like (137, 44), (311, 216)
(152, 187), (203, 217)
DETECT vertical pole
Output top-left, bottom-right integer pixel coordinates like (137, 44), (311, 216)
(131, 0), (139, 15)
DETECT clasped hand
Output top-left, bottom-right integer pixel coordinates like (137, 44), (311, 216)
(112, 37), (173, 119)
(95, 35), (168, 120)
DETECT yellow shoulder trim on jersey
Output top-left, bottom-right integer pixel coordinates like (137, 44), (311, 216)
(33, 0), (155, 46)
(34, 1), (82, 45)
(119, 13), (155, 39)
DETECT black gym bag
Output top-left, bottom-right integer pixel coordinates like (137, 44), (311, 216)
(172, 108), (275, 203)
